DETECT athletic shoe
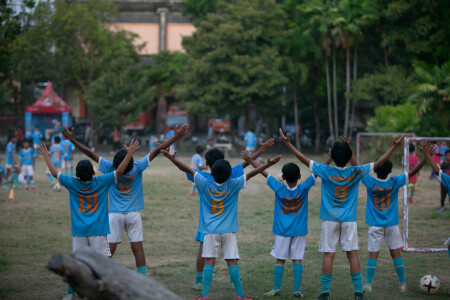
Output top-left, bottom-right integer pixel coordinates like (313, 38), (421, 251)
(354, 292), (368, 300)
(32, 187), (37, 193)
(236, 296), (252, 300)
(13, 183), (20, 189)
(62, 294), (74, 300)
(25, 187), (29, 192)
(2, 184), (9, 190)
(363, 283), (372, 293)
(196, 296), (209, 300)
(293, 291), (304, 298)
(316, 293), (330, 300)
(189, 191), (194, 196)
(439, 206), (444, 212)
(399, 283), (407, 293)
(263, 289), (281, 297)
(192, 282), (202, 291)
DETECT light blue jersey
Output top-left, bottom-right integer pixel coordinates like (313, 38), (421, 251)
(32, 130), (43, 145)
(58, 172), (116, 236)
(440, 170), (450, 190)
(20, 148), (35, 165)
(6, 142), (16, 165)
(149, 135), (157, 148)
(0, 166), (4, 178)
(166, 130), (175, 146)
(61, 140), (75, 161)
(99, 155), (149, 213)
(191, 153), (204, 169)
(195, 172), (246, 234)
(310, 161), (373, 222)
(267, 174), (315, 237)
(244, 131), (257, 148)
(362, 173), (407, 227)
(49, 144), (65, 168)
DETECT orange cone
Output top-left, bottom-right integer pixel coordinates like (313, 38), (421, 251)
(8, 188), (14, 200)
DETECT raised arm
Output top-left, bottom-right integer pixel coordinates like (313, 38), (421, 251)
(149, 124), (189, 161)
(241, 151), (269, 178)
(340, 136), (357, 166)
(116, 140), (140, 177)
(279, 128), (310, 167)
(63, 126), (99, 163)
(246, 155), (282, 181)
(373, 135), (405, 170)
(420, 142), (440, 175)
(38, 144), (58, 178)
(241, 138), (274, 168)
(161, 149), (196, 178)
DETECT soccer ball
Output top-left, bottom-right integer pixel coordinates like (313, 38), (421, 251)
(53, 182), (61, 191)
(419, 275), (440, 294)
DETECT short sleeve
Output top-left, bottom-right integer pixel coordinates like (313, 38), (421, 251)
(359, 163), (374, 177)
(58, 172), (70, 187)
(396, 173), (407, 188)
(303, 174), (316, 190)
(266, 174), (282, 191)
(99, 157), (113, 174)
(97, 171), (117, 186)
(196, 156), (203, 167)
(136, 155), (150, 173)
(194, 172), (209, 192)
(231, 174), (246, 190)
(231, 163), (244, 178)
(186, 168), (201, 182)
(361, 175), (371, 187)
(311, 161), (329, 179)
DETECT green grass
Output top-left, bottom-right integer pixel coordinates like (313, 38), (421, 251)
(0, 153), (449, 299)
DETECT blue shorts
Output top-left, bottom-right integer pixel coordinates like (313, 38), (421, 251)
(195, 228), (205, 243)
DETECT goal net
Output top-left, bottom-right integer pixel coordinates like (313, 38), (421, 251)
(402, 137), (450, 252)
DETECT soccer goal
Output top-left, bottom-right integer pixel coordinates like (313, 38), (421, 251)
(402, 136), (450, 253)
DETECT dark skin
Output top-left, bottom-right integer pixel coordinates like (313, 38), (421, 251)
(162, 149), (281, 268)
(62, 124), (188, 269)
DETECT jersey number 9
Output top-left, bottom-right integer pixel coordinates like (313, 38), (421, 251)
(335, 186), (347, 201)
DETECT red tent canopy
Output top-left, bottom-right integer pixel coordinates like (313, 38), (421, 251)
(25, 81), (72, 114)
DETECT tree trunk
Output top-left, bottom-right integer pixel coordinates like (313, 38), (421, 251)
(313, 68), (322, 152)
(293, 80), (301, 151)
(344, 46), (351, 137)
(325, 54), (334, 143)
(349, 45), (358, 136)
(47, 248), (182, 300)
(332, 47), (338, 140)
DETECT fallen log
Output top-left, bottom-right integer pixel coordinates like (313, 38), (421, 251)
(47, 248), (182, 300)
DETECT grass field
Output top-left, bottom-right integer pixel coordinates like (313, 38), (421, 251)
(0, 152), (449, 300)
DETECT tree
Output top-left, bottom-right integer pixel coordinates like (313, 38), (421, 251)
(178, 0), (288, 130)
(182, 0), (218, 25)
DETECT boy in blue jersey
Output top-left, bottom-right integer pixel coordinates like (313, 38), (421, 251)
(32, 125), (43, 150)
(279, 129), (404, 300)
(188, 139), (274, 290)
(190, 145), (208, 196)
(19, 139), (36, 192)
(61, 138), (75, 176)
(5, 135), (21, 188)
(38, 139), (139, 300)
(63, 124), (189, 276)
(423, 142), (450, 196)
(47, 136), (65, 187)
(0, 158), (5, 189)
(166, 126), (176, 154)
(362, 155), (426, 294)
(162, 148), (281, 300)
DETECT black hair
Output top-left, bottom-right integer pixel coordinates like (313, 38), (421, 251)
(23, 139), (31, 145)
(409, 144), (415, 152)
(54, 136), (61, 143)
(211, 159), (232, 184)
(196, 145), (204, 154)
(282, 163), (300, 184)
(112, 149), (134, 174)
(35, 125), (39, 128)
(445, 149), (450, 155)
(8, 134), (16, 141)
(76, 160), (94, 182)
(205, 149), (224, 168)
(374, 158), (393, 179)
(331, 141), (352, 167)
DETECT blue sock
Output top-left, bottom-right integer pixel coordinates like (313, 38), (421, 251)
(48, 174), (54, 182)
(365, 259), (377, 284)
(229, 265), (244, 298)
(293, 263), (303, 292)
(351, 272), (363, 293)
(67, 284), (75, 295)
(191, 184), (196, 193)
(136, 265), (147, 275)
(320, 273), (332, 294)
(202, 265), (214, 297)
(70, 169), (74, 177)
(273, 264), (284, 290)
(64, 171), (68, 176)
(196, 271), (203, 284)
(12, 173), (18, 183)
(393, 258), (405, 283)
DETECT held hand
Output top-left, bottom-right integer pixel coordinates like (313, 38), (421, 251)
(240, 151), (253, 163)
(124, 139), (140, 155)
(260, 138), (275, 148)
(392, 135), (405, 148)
(279, 128), (290, 144)
(62, 126), (75, 140)
(175, 124), (189, 137)
(161, 149), (176, 160)
(267, 155), (282, 165)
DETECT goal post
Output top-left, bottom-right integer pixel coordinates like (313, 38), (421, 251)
(402, 136), (450, 253)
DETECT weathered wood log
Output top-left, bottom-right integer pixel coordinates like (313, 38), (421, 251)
(47, 248), (182, 300)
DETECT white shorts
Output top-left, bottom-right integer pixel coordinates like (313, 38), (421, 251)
(319, 221), (359, 252)
(203, 233), (240, 260)
(33, 144), (39, 150)
(246, 146), (256, 153)
(368, 225), (403, 252)
(62, 160), (73, 169)
(72, 235), (111, 256)
(5, 164), (18, 169)
(270, 235), (306, 261)
(21, 165), (34, 177)
(169, 145), (176, 155)
(107, 212), (143, 243)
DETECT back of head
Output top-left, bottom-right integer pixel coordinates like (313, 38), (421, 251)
(196, 145), (204, 154)
(205, 149), (224, 168)
(282, 162), (300, 184)
(54, 136), (61, 144)
(331, 141), (352, 167)
(374, 158), (392, 179)
(409, 143), (415, 152)
(76, 160), (94, 182)
(113, 149), (134, 174)
(9, 134), (16, 142)
(211, 159), (232, 184)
